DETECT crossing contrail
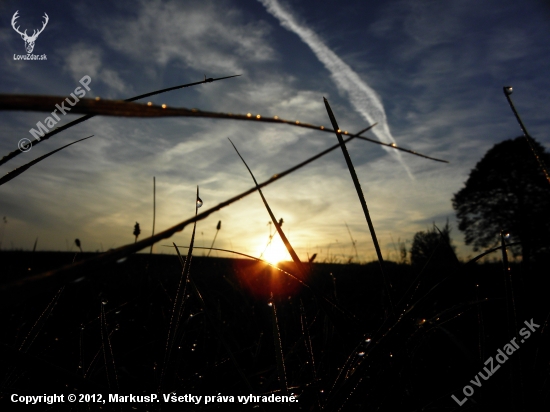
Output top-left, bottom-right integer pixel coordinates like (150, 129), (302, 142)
(258, 0), (413, 178)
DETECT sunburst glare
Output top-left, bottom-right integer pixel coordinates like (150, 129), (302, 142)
(259, 238), (290, 266)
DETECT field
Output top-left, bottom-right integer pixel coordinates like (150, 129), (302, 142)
(1, 248), (549, 411)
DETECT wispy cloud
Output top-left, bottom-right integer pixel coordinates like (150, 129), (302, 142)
(258, 0), (412, 178)
(90, 0), (275, 75)
(62, 44), (130, 95)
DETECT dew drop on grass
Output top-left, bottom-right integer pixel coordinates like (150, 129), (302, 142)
(196, 197), (203, 208)
(358, 351), (365, 357)
(267, 302), (273, 307)
(101, 300), (108, 305)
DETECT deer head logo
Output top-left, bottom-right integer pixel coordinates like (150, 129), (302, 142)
(11, 11), (49, 54)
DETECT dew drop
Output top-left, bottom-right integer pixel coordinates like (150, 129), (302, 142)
(256, 114), (261, 119)
(115, 324), (120, 331)
(101, 299), (108, 305)
(147, 102), (152, 106)
(161, 104), (167, 109)
(267, 302), (273, 307)
(358, 351), (365, 357)
(365, 338), (371, 343)
(196, 197), (203, 208)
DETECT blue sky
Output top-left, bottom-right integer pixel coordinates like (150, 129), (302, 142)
(1, 0), (549, 263)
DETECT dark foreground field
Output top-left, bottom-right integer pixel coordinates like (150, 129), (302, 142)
(0, 251), (549, 411)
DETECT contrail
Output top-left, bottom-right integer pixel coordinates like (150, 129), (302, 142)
(258, 0), (413, 178)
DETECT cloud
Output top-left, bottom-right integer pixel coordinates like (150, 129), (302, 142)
(91, 0), (275, 74)
(258, 0), (412, 178)
(62, 44), (129, 95)
(64, 46), (102, 78)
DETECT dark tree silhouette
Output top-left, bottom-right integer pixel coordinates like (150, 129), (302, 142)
(410, 221), (455, 268)
(452, 136), (550, 263)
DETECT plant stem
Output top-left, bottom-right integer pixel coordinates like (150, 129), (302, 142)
(323, 97), (395, 317)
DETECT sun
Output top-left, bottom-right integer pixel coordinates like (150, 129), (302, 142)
(260, 240), (290, 266)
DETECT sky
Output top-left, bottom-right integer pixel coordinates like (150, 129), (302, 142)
(1, 0), (549, 264)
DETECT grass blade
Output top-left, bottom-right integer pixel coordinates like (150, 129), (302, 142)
(172, 241), (263, 407)
(269, 300), (288, 398)
(159, 188), (199, 392)
(323, 97), (395, 317)
(0, 75), (241, 166)
(0, 135), (94, 187)
(0, 94), (447, 163)
(206, 221), (221, 258)
(228, 138), (305, 277)
(465, 241), (521, 265)
(150, 176), (156, 254)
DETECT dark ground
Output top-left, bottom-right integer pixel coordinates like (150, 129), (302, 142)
(0, 251), (549, 411)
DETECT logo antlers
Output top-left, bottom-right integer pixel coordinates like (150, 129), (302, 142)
(11, 10), (49, 54)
